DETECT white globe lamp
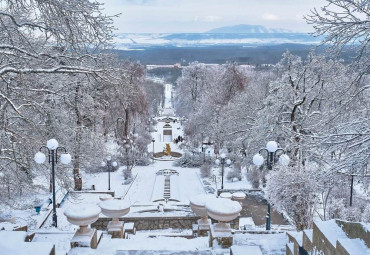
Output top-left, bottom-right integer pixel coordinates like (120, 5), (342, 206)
(279, 154), (290, 166)
(253, 154), (264, 166)
(46, 139), (59, 150)
(266, 141), (278, 152)
(34, 152), (46, 164)
(60, 153), (72, 164)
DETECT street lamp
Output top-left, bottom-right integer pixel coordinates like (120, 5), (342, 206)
(215, 153), (232, 190)
(34, 139), (71, 227)
(102, 156), (117, 191)
(202, 144), (206, 162)
(252, 140), (290, 231)
(152, 138), (155, 158)
(240, 137), (248, 157)
(122, 137), (132, 179)
(197, 123), (206, 154)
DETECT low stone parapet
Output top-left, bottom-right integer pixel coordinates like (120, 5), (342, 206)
(92, 215), (239, 231)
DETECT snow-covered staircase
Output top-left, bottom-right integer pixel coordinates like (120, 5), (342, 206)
(286, 219), (370, 255)
(163, 176), (171, 199)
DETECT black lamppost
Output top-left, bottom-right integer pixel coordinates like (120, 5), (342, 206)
(240, 137), (248, 157)
(152, 138), (155, 156)
(215, 153), (232, 190)
(34, 139), (71, 227)
(335, 170), (370, 207)
(252, 141), (290, 231)
(202, 144), (206, 162)
(197, 123), (206, 162)
(101, 156), (117, 191)
(122, 136), (132, 178)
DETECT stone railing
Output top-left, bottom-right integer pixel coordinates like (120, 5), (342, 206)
(92, 215), (239, 231)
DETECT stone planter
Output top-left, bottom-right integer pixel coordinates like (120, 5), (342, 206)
(206, 198), (241, 232)
(232, 192), (246, 206)
(189, 194), (215, 235)
(64, 205), (101, 249)
(219, 192), (232, 199)
(206, 198), (242, 249)
(99, 200), (130, 238)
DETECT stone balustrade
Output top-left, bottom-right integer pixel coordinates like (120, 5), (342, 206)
(92, 215), (239, 231)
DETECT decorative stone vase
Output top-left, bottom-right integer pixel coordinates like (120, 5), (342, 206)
(219, 192), (232, 199)
(190, 194), (215, 235)
(64, 204), (101, 249)
(64, 205), (101, 236)
(99, 194), (113, 201)
(99, 199), (131, 238)
(205, 198), (242, 232)
(232, 192), (246, 206)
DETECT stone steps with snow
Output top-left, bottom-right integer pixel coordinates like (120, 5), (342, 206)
(287, 219), (370, 254)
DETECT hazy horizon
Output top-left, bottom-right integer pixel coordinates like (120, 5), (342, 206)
(99, 0), (326, 34)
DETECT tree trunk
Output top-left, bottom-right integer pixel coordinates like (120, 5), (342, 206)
(124, 108), (129, 137)
(73, 82), (82, 191)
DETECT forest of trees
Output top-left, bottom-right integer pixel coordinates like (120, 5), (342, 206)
(0, 0), (163, 205)
(175, 0), (370, 230)
(0, 0), (369, 232)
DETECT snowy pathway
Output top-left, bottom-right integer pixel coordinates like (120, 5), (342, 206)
(124, 160), (205, 204)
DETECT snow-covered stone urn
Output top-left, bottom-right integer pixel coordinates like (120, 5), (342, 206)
(99, 194), (113, 201)
(206, 198), (242, 248)
(219, 192), (232, 200)
(99, 199), (131, 238)
(64, 204), (101, 249)
(189, 194), (215, 236)
(232, 192), (246, 206)
(206, 198), (242, 232)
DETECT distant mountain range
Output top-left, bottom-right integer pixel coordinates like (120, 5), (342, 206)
(114, 24), (321, 49)
(206, 24), (293, 34)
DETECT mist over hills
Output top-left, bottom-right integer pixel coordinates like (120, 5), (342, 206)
(113, 24), (325, 65)
(114, 24), (320, 49)
(206, 24), (293, 33)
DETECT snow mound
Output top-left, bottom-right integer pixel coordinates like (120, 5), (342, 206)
(189, 194), (216, 207)
(99, 200), (131, 210)
(64, 204), (101, 219)
(337, 238), (370, 255)
(205, 198), (242, 215)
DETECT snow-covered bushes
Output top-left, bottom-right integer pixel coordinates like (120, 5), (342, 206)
(135, 157), (151, 166)
(266, 166), (318, 230)
(173, 151), (202, 168)
(226, 162), (242, 181)
(200, 162), (212, 178)
(246, 169), (260, 189)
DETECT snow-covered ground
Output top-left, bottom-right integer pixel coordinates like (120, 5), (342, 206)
(0, 80), (290, 255)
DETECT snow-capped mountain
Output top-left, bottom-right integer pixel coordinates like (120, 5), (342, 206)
(114, 24), (320, 49)
(206, 24), (293, 34)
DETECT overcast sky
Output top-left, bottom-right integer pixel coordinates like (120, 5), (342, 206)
(99, 0), (326, 33)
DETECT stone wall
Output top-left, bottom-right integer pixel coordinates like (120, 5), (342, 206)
(312, 223), (336, 255)
(92, 215), (239, 231)
(302, 230), (313, 254)
(286, 232), (301, 255)
(336, 240), (351, 255)
(335, 219), (370, 247)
